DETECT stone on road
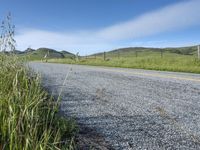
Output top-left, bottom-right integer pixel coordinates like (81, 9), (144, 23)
(29, 62), (200, 150)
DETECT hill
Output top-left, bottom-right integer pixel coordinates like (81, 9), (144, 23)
(24, 48), (35, 53)
(91, 46), (198, 57)
(60, 50), (75, 58)
(0, 50), (24, 55)
(22, 48), (74, 60)
(164, 46), (197, 55)
(24, 48), (64, 60)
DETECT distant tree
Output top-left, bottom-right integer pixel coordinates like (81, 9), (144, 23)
(0, 12), (16, 52)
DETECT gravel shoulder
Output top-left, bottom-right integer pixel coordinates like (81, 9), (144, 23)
(29, 62), (200, 150)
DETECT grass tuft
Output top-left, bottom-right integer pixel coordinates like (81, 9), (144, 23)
(0, 54), (77, 150)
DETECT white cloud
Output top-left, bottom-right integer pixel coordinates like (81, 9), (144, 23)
(15, 0), (200, 54)
(16, 29), (113, 54)
(98, 0), (200, 40)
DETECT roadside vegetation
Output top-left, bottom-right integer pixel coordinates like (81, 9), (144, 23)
(0, 54), (77, 150)
(0, 13), (78, 150)
(47, 50), (200, 74)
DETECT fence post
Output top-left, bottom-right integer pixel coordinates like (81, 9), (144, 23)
(135, 51), (138, 58)
(104, 52), (106, 61)
(118, 51), (120, 59)
(160, 49), (163, 58)
(198, 45), (200, 59)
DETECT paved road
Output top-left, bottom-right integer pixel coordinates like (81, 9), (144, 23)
(29, 62), (200, 150)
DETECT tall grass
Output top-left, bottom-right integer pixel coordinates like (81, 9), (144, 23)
(0, 54), (77, 150)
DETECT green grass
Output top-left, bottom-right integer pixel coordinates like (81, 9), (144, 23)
(0, 54), (77, 150)
(47, 51), (200, 74)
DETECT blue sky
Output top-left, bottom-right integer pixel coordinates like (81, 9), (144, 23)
(0, 0), (200, 54)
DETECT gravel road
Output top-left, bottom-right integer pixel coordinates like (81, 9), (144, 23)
(29, 62), (200, 150)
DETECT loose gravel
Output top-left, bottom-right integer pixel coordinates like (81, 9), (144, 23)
(29, 62), (200, 150)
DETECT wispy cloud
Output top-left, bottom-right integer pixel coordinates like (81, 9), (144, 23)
(98, 0), (200, 40)
(15, 0), (200, 54)
(16, 29), (113, 54)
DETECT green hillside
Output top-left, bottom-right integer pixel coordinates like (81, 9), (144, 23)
(60, 50), (75, 58)
(21, 48), (74, 60)
(1, 50), (24, 55)
(91, 46), (198, 58)
(24, 48), (35, 53)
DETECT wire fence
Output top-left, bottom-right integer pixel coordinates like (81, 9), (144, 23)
(80, 45), (200, 61)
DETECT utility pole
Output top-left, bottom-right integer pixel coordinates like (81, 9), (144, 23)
(198, 45), (200, 59)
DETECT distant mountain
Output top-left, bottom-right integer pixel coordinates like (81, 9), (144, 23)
(24, 48), (35, 53)
(92, 46), (198, 56)
(2, 45), (197, 59)
(23, 48), (75, 60)
(0, 50), (23, 55)
(28, 48), (65, 59)
(110, 47), (161, 53)
(60, 50), (75, 58)
(13, 50), (24, 54)
(164, 46), (197, 55)
(0, 48), (75, 60)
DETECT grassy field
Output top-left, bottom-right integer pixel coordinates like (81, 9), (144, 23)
(47, 50), (200, 73)
(0, 54), (77, 150)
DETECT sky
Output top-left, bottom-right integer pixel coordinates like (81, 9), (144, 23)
(0, 0), (200, 55)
